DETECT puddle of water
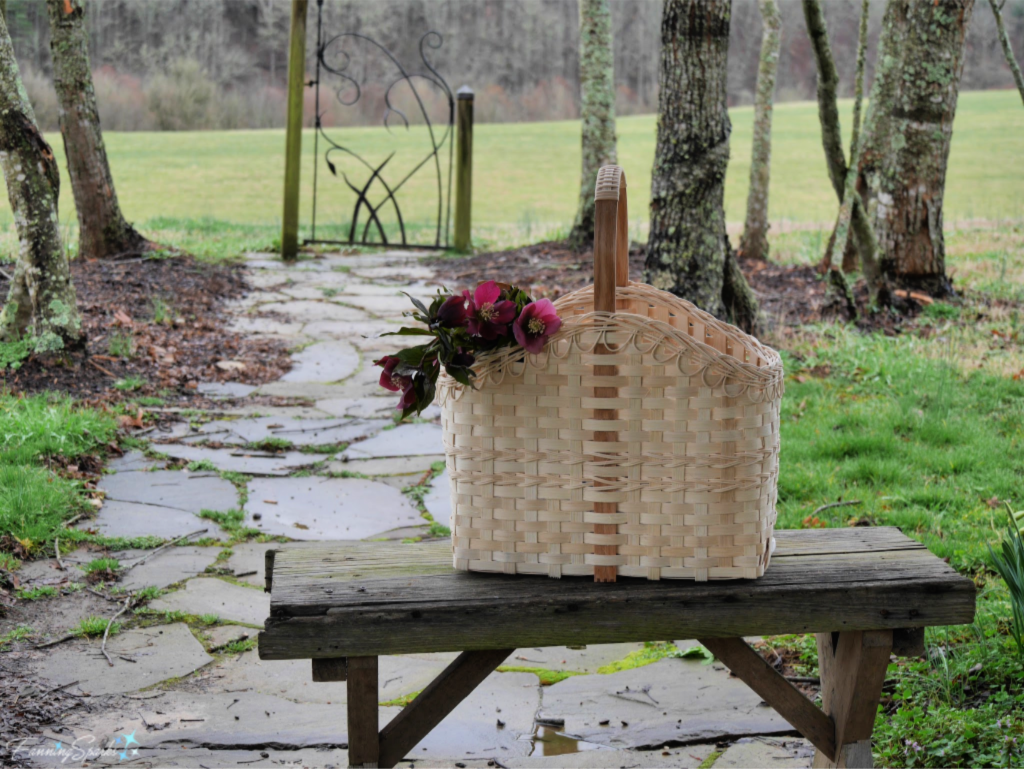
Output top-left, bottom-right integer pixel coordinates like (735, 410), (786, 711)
(528, 726), (608, 757)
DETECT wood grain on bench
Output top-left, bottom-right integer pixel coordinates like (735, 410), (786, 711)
(259, 527), (975, 660)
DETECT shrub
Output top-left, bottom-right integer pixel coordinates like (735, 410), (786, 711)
(989, 510), (1024, 659)
(148, 59), (217, 131)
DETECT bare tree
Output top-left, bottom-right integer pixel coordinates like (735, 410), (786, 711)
(644, 0), (759, 332)
(989, 0), (1024, 105)
(568, 0), (617, 250)
(739, 0), (782, 261)
(47, 0), (151, 260)
(802, 0), (884, 297)
(0, 11), (82, 347)
(858, 0), (976, 296)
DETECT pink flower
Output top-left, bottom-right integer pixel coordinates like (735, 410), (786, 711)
(513, 299), (561, 353)
(437, 293), (470, 328)
(466, 281), (515, 340)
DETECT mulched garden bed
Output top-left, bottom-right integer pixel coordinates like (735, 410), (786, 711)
(428, 240), (922, 336)
(0, 255), (291, 403)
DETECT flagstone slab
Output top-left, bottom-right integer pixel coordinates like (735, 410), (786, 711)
(228, 316), (306, 338)
(85, 500), (211, 541)
(258, 300), (369, 323)
(205, 624), (254, 650)
(505, 643), (648, 674)
(279, 340), (360, 383)
(213, 653), (450, 705)
(184, 416), (388, 447)
(538, 658), (791, 749)
(315, 396), (401, 419)
(150, 578), (270, 626)
(197, 382), (257, 399)
(328, 454), (447, 477)
(715, 737), (813, 768)
(255, 381), (373, 400)
(340, 295), (417, 316)
(225, 541), (275, 586)
(423, 468), (452, 528)
(35, 624), (213, 696)
(403, 670), (539, 761)
(157, 444), (328, 476)
(342, 422), (444, 459)
(507, 745), (714, 768)
(105, 450), (158, 473)
(280, 284), (342, 300)
(47, 691), (351, 754)
(52, 747), (350, 768)
(98, 471), (239, 514)
(244, 477), (422, 540)
(340, 283), (436, 297)
(301, 320), (401, 347)
(352, 266), (436, 281)
(117, 546), (220, 591)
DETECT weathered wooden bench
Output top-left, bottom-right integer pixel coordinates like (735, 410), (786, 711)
(258, 527), (975, 769)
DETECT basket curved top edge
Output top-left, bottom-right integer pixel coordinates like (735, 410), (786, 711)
(554, 281), (781, 367)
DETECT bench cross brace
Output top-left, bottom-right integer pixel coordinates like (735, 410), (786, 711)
(317, 629), (909, 769)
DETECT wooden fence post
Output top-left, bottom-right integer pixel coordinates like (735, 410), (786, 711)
(281, 0), (309, 262)
(454, 86), (474, 252)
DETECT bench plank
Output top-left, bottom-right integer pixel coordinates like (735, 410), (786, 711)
(259, 528), (974, 660)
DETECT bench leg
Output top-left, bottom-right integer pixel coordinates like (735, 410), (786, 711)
(813, 630), (893, 769)
(347, 656), (379, 767)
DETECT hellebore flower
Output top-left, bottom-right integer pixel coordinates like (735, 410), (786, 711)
(513, 299), (562, 354)
(376, 356), (419, 411)
(437, 293), (470, 328)
(466, 281), (515, 340)
(376, 355), (411, 393)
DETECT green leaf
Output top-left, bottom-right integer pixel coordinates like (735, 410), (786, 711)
(381, 327), (434, 337)
(671, 644), (715, 664)
(403, 293), (429, 317)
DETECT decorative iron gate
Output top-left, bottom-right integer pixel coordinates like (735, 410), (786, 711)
(306, 1), (454, 249)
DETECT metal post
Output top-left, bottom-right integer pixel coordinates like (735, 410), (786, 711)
(281, 0), (309, 262)
(454, 86), (474, 252)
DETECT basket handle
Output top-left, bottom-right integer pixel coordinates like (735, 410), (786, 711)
(593, 165), (629, 313)
(592, 166), (627, 584)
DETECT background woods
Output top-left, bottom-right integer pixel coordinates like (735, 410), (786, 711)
(5, 0), (1024, 132)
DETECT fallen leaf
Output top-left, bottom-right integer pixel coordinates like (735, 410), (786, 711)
(216, 361), (246, 371)
(293, 523), (309, 530)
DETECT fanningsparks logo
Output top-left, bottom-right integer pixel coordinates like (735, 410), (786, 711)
(9, 731), (142, 763)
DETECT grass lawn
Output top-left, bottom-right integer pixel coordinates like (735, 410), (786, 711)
(0, 90), (1019, 257)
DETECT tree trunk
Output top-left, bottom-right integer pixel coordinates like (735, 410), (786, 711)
(739, 0), (781, 261)
(644, 0), (759, 332)
(0, 12), (82, 347)
(802, 0), (882, 290)
(568, 0), (617, 250)
(47, 0), (150, 260)
(858, 0), (976, 296)
(989, 0), (1024, 107)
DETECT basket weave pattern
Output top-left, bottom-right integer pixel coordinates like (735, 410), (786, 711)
(438, 280), (784, 581)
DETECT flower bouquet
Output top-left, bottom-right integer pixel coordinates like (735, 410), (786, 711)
(376, 280), (561, 419)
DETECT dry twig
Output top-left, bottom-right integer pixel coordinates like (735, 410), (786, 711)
(101, 595), (134, 667)
(812, 500), (863, 516)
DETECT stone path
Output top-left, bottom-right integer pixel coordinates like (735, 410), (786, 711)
(7, 250), (812, 768)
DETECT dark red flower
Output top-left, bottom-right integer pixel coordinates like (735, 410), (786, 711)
(513, 299), (562, 354)
(396, 377), (418, 410)
(437, 293), (470, 328)
(466, 281), (515, 340)
(376, 355), (412, 393)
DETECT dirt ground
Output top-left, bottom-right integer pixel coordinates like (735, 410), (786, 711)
(0, 255), (291, 403)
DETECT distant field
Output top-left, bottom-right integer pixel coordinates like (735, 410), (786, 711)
(0, 89), (1021, 252)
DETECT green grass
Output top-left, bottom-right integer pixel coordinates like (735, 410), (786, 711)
(779, 327), (1024, 572)
(113, 375), (146, 392)
(0, 394), (118, 552)
(82, 557), (122, 576)
(0, 625), (34, 649)
(0, 91), (1018, 259)
(16, 585), (57, 600)
(73, 615), (119, 638)
(107, 331), (134, 359)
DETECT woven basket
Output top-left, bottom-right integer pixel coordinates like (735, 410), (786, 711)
(438, 166), (784, 581)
